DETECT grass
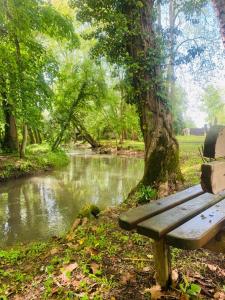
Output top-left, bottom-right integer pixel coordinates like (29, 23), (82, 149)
(0, 211), (223, 299)
(0, 143), (69, 182)
(178, 135), (204, 186)
(102, 135), (204, 186)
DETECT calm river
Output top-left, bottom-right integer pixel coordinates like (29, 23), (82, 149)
(0, 149), (144, 246)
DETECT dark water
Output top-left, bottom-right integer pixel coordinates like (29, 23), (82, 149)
(0, 150), (144, 246)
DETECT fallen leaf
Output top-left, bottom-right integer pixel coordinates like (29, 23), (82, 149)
(63, 263), (78, 273)
(90, 262), (100, 274)
(71, 218), (81, 231)
(86, 247), (98, 256)
(60, 263), (78, 282)
(214, 292), (225, 300)
(50, 247), (59, 255)
(149, 285), (163, 300)
(82, 217), (88, 226)
(207, 264), (225, 277)
(71, 279), (81, 288)
(180, 295), (189, 300)
(121, 272), (136, 284)
(143, 266), (151, 272)
(207, 264), (217, 272)
(193, 272), (204, 279)
(171, 269), (179, 283)
(13, 296), (24, 300)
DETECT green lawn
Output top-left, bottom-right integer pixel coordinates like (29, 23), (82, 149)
(178, 135), (204, 186)
(102, 135), (205, 186)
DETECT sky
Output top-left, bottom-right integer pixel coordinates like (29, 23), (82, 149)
(178, 65), (225, 127)
(175, 4), (225, 128)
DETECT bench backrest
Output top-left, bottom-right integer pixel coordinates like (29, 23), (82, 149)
(201, 126), (225, 194)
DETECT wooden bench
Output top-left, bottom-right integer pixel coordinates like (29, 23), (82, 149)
(119, 126), (225, 289)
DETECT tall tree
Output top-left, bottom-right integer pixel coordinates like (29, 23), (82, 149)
(52, 59), (107, 150)
(201, 85), (225, 124)
(0, 0), (78, 154)
(212, 0), (225, 47)
(73, 0), (183, 191)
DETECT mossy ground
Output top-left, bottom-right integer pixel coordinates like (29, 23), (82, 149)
(0, 136), (224, 299)
(0, 143), (69, 181)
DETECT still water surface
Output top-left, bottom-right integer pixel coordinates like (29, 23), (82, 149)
(0, 150), (144, 246)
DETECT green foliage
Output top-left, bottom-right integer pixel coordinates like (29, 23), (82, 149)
(84, 88), (141, 142)
(201, 85), (225, 125)
(0, 249), (24, 264)
(71, 0), (166, 107)
(137, 184), (157, 204)
(0, 144), (69, 181)
(50, 58), (108, 147)
(78, 204), (101, 219)
(170, 85), (188, 134)
(179, 275), (201, 297)
(0, 0), (79, 153)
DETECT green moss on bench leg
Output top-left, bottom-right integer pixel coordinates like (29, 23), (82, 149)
(153, 239), (171, 289)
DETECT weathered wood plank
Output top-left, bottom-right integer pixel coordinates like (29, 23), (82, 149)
(166, 199), (225, 250)
(153, 239), (171, 288)
(201, 161), (225, 194)
(203, 125), (225, 158)
(204, 229), (225, 254)
(137, 191), (225, 240)
(119, 185), (203, 230)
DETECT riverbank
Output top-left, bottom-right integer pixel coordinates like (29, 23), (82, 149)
(101, 135), (204, 186)
(0, 206), (224, 299)
(0, 144), (69, 182)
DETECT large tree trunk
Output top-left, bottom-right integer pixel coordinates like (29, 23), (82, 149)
(0, 76), (18, 152)
(212, 0), (225, 47)
(2, 100), (18, 152)
(127, 0), (182, 191)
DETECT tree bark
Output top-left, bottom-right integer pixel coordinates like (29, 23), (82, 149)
(2, 99), (18, 152)
(28, 127), (36, 144)
(20, 124), (28, 158)
(37, 129), (42, 144)
(33, 129), (40, 144)
(72, 115), (101, 148)
(212, 0), (225, 48)
(127, 0), (182, 191)
(0, 75), (18, 152)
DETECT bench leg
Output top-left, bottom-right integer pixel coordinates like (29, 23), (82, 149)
(153, 239), (171, 289)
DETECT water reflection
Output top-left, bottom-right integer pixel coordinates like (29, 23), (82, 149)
(0, 151), (143, 246)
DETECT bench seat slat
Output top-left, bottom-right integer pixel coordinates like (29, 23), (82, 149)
(119, 185), (203, 230)
(137, 191), (225, 240)
(166, 199), (225, 249)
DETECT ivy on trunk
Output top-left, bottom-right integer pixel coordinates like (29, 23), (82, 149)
(73, 0), (183, 191)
